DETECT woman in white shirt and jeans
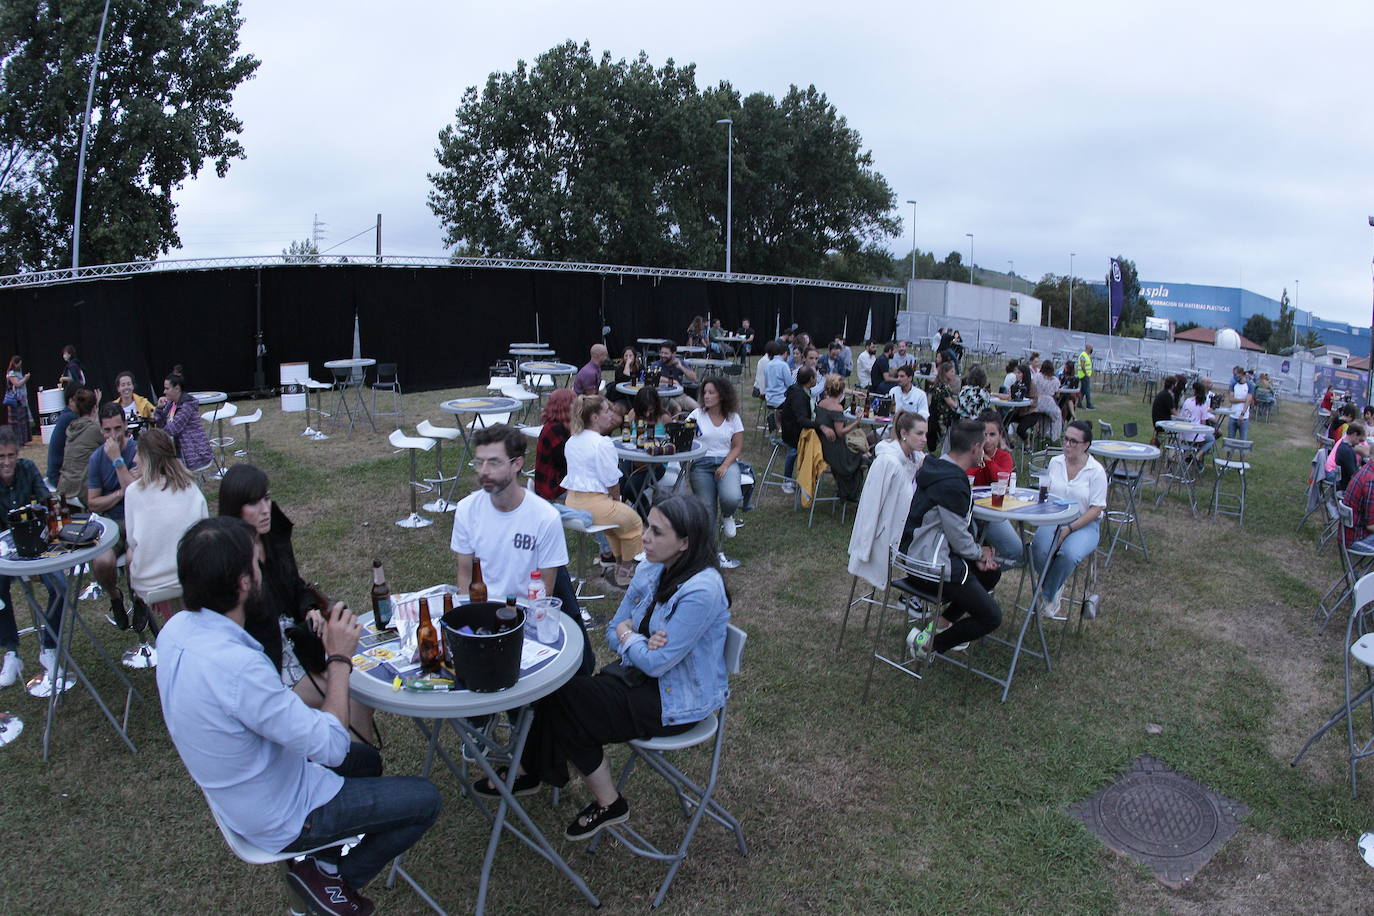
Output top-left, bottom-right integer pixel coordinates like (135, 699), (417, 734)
(563, 394), (644, 587)
(687, 377), (745, 569)
(1029, 420), (1108, 619)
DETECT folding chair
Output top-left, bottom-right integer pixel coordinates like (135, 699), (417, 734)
(1292, 573), (1374, 796)
(1314, 502), (1374, 634)
(861, 547), (944, 701)
(589, 624), (749, 908)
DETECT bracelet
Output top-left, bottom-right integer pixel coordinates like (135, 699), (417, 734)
(112, 457), (126, 468)
(325, 654), (353, 669)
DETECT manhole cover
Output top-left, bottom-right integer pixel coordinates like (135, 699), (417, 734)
(1067, 755), (1248, 888)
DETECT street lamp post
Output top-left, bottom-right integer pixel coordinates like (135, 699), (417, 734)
(716, 118), (733, 276)
(906, 200), (917, 280)
(965, 233), (974, 284)
(1294, 279), (1299, 348)
(1367, 218), (1374, 404)
(1068, 252), (1076, 331)
(72, 0), (115, 270)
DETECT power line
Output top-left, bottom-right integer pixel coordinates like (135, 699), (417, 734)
(320, 221), (379, 254)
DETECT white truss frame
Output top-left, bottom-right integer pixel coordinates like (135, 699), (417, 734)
(0, 254), (902, 295)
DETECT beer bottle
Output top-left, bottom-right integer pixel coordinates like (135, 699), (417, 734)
(469, 557), (488, 604)
(371, 559), (393, 629)
(417, 598), (442, 673)
(46, 492), (61, 540)
(495, 595), (519, 632)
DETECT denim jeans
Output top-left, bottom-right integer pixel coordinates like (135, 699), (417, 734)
(688, 457), (743, 534)
(1030, 519), (1100, 604)
(553, 503), (612, 556)
(1227, 416), (1249, 441)
(1079, 375), (1093, 407)
(0, 572), (67, 651)
(783, 447), (798, 480)
(978, 520), (1024, 565)
(281, 772), (441, 891)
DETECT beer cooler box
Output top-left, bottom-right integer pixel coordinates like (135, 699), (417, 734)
(279, 362), (308, 413)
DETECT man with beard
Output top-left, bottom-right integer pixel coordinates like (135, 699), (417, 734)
(451, 424), (594, 669)
(157, 517), (441, 916)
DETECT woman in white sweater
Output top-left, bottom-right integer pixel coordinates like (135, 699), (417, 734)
(847, 411), (926, 589)
(124, 428), (208, 623)
(562, 394), (644, 587)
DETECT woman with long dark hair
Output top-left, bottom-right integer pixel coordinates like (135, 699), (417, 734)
(688, 376), (746, 566)
(153, 365), (214, 472)
(4, 356), (30, 444)
(218, 464), (377, 744)
(477, 494), (730, 842)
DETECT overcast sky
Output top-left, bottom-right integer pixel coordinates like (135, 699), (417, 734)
(168, 0), (1374, 327)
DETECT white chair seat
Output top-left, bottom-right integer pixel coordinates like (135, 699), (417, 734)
(416, 419), (461, 441)
(303, 378), (331, 391)
(563, 516), (618, 535)
(389, 429), (435, 451)
(231, 409), (262, 426)
(629, 712), (718, 751)
(1350, 545), (1374, 558)
(1353, 635), (1374, 667)
(520, 424), (543, 439)
(1215, 460), (1250, 471)
(202, 403), (238, 423)
(209, 799), (360, 865)
(502, 386), (540, 402)
(487, 376), (517, 392)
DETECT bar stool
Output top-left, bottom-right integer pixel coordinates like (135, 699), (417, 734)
(562, 515), (619, 604)
(387, 429), (436, 529)
(416, 419), (462, 512)
(1210, 437), (1253, 523)
(302, 378), (331, 440)
(201, 403), (238, 479)
(371, 362), (403, 424)
(231, 409), (262, 460)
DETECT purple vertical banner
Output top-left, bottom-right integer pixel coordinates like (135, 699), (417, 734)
(1108, 258), (1125, 332)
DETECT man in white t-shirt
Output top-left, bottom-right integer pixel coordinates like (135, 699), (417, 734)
(890, 365), (929, 419)
(452, 424), (568, 599)
(1227, 365), (1253, 441)
(856, 340), (878, 389)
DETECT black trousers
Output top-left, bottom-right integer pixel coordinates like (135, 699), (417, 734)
(521, 673), (693, 788)
(905, 557), (1003, 654)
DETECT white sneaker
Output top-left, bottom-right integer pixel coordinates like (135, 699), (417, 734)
(717, 552), (741, 569)
(29, 648), (73, 696)
(722, 516), (737, 538)
(781, 481), (795, 494)
(0, 651), (21, 688)
(0, 712), (23, 748)
(1038, 586), (1068, 621)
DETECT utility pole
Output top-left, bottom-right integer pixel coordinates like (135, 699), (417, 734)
(312, 214), (326, 249)
(71, 0), (114, 270)
(1068, 252), (1076, 331)
(375, 213), (382, 264)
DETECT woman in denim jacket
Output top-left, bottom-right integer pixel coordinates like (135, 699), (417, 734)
(481, 494), (730, 842)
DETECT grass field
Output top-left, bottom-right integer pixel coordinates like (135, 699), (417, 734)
(1, 369), (1371, 915)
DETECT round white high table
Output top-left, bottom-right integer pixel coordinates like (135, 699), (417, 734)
(348, 612), (597, 914)
(322, 357), (378, 433)
(1154, 420), (1215, 514)
(614, 381), (684, 400)
(440, 396), (524, 483)
(0, 516), (136, 759)
(189, 390), (227, 406)
(1089, 440), (1161, 566)
(612, 440), (707, 515)
(964, 486), (1078, 702)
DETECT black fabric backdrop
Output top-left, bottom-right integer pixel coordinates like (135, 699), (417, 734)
(0, 266), (898, 397)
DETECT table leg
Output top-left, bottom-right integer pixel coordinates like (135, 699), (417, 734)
(34, 564), (140, 759)
(351, 380), (378, 433)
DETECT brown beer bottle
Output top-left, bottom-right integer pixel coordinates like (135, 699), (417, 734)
(469, 556), (488, 604)
(417, 598), (442, 673)
(371, 559), (393, 628)
(495, 595), (519, 632)
(46, 493), (61, 540)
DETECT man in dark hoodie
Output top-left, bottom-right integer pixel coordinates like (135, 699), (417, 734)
(899, 418), (1003, 657)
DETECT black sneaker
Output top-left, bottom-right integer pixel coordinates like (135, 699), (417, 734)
(565, 794), (629, 841)
(105, 590), (129, 630)
(473, 770), (541, 798)
(130, 597), (149, 633)
(285, 858), (375, 916)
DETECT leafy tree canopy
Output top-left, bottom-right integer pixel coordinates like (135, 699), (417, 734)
(428, 40), (899, 280)
(1243, 313), (1274, 346)
(1034, 273), (1108, 333)
(0, 0), (259, 273)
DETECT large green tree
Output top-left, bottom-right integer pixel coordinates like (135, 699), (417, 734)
(1271, 287), (1295, 353)
(428, 41), (898, 277)
(1035, 273), (1108, 333)
(0, 0), (259, 273)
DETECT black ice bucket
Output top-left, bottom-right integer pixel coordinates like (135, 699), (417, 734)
(665, 421), (694, 452)
(7, 506), (48, 558)
(440, 602), (526, 692)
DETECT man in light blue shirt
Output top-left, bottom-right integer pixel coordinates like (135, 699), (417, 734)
(158, 517), (440, 916)
(762, 340), (793, 410)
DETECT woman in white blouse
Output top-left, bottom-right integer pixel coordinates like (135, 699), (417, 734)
(687, 377), (746, 569)
(1029, 419), (1107, 619)
(563, 394), (644, 587)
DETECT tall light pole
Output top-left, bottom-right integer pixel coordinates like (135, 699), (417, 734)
(1367, 218), (1374, 404)
(715, 118), (733, 276)
(906, 200), (917, 280)
(1068, 252), (1076, 331)
(1294, 279), (1300, 347)
(965, 233), (974, 284)
(72, 0), (115, 270)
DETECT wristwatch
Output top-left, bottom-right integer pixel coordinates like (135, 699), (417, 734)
(112, 457), (126, 469)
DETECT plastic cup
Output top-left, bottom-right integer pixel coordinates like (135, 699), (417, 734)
(534, 597), (562, 644)
(991, 472), (1010, 508)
